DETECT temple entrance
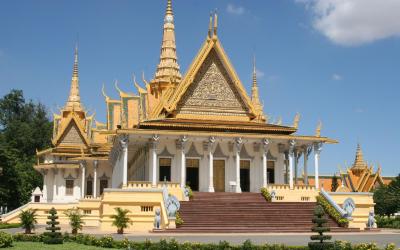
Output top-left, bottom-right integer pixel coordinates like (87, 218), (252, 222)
(267, 160), (275, 184)
(186, 159), (199, 191)
(159, 158), (172, 182)
(240, 160), (250, 192)
(213, 160), (225, 192)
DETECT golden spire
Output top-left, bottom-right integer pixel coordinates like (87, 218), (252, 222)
(315, 120), (322, 137)
(65, 44), (82, 111)
(352, 143), (368, 170)
(251, 56), (263, 117)
(153, 0), (182, 85)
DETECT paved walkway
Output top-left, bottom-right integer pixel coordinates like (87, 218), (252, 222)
(2, 226), (399, 247)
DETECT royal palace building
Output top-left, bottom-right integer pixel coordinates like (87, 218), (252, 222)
(1, 0), (382, 232)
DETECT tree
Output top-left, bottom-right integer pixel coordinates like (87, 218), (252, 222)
(331, 174), (339, 192)
(43, 207), (63, 244)
(308, 205), (333, 250)
(65, 208), (85, 234)
(110, 207), (132, 234)
(0, 90), (52, 209)
(374, 174), (400, 216)
(19, 209), (37, 234)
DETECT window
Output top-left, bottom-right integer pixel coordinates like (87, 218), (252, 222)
(34, 195), (40, 203)
(100, 179), (108, 195)
(65, 180), (74, 196)
(159, 158), (171, 182)
(267, 161), (275, 184)
(83, 210), (91, 215)
(141, 206), (153, 212)
(86, 180), (93, 196)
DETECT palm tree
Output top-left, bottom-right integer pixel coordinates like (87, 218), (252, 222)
(110, 207), (131, 234)
(64, 208), (85, 235)
(19, 209), (37, 234)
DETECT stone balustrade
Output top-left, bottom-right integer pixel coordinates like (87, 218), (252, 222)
(267, 184), (317, 202)
(125, 181), (180, 189)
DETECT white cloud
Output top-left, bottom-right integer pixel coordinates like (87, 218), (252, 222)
(296, 0), (400, 46)
(226, 4), (245, 15)
(355, 108), (364, 113)
(332, 73), (342, 80)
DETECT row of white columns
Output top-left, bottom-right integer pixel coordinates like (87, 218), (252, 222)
(80, 160), (99, 198)
(117, 134), (323, 192)
(286, 141), (323, 189)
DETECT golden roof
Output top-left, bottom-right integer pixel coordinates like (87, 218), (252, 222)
(65, 44), (83, 111)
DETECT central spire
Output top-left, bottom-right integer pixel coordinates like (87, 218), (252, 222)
(251, 56), (263, 115)
(65, 44), (82, 111)
(152, 0), (182, 87)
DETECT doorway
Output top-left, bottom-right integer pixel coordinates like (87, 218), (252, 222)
(186, 158), (199, 191)
(240, 160), (250, 192)
(159, 158), (171, 182)
(213, 160), (225, 192)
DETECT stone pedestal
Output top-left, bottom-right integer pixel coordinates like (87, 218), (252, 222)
(168, 217), (176, 229)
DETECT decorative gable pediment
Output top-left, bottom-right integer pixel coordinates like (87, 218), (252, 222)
(54, 115), (90, 148)
(175, 49), (249, 118)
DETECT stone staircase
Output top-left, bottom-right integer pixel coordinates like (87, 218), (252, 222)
(165, 192), (360, 233)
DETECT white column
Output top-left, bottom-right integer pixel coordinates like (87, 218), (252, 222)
(177, 136), (188, 188)
(53, 169), (58, 201)
(149, 135), (159, 187)
(234, 138), (243, 193)
(303, 145), (312, 185)
(80, 162), (86, 198)
(262, 139), (270, 188)
(314, 142), (323, 189)
(294, 150), (302, 185)
(42, 170), (48, 202)
(288, 140), (296, 189)
(93, 160), (98, 198)
(205, 137), (216, 192)
(120, 136), (129, 187)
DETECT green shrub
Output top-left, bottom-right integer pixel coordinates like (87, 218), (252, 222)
(0, 223), (21, 229)
(19, 209), (37, 234)
(110, 207), (132, 234)
(13, 233), (43, 242)
(260, 187), (272, 202)
(43, 207), (63, 244)
(175, 211), (184, 227)
(185, 185), (194, 200)
(0, 231), (13, 248)
(64, 208), (85, 234)
(375, 215), (400, 229)
(316, 195), (349, 227)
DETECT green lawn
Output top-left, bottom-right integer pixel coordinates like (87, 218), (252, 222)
(9, 242), (116, 250)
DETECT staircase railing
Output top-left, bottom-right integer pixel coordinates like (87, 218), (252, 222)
(320, 189), (347, 218)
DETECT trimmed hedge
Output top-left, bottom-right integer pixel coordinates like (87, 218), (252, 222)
(9, 233), (398, 250)
(316, 195), (349, 227)
(175, 211), (184, 227)
(261, 187), (272, 202)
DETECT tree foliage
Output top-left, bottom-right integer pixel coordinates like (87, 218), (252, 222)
(19, 209), (37, 234)
(0, 90), (52, 209)
(331, 174), (339, 192)
(374, 174), (400, 216)
(110, 207), (132, 234)
(309, 205), (333, 250)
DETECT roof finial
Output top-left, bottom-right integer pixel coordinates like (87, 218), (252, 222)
(293, 113), (301, 129)
(208, 12), (213, 38)
(213, 10), (218, 37)
(166, 0), (173, 16)
(315, 120), (322, 137)
(65, 43), (82, 111)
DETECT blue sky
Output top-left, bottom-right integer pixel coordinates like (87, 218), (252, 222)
(1, 0), (399, 176)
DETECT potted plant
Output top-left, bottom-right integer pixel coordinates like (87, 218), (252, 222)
(110, 207), (132, 234)
(64, 208), (85, 235)
(19, 209), (37, 234)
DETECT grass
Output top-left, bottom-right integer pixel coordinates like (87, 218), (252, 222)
(10, 242), (116, 250)
(0, 223), (21, 229)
